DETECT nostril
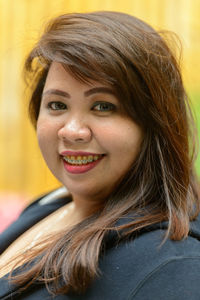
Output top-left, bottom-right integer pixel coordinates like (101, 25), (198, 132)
(58, 125), (92, 143)
(74, 138), (85, 142)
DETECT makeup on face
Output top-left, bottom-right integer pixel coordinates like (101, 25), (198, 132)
(37, 62), (143, 202)
(60, 151), (106, 174)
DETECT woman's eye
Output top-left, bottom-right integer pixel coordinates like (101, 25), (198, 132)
(93, 102), (116, 112)
(47, 101), (67, 110)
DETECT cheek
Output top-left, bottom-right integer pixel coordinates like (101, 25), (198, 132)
(124, 126), (143, 152)
(36, 118), (58, 151)
(97, 121), (143, 156)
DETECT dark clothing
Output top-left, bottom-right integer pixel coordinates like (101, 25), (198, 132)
(1, 191), (200, 299)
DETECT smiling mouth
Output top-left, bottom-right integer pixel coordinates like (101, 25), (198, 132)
(63, 154), (105, 165)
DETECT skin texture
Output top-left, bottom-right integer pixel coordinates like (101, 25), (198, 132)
(37, 62), (143, 217)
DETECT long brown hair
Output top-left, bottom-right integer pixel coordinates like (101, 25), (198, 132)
(12, 11), (199, 294)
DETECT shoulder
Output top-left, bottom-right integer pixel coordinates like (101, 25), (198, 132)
(129, 255), (200, 299)
(94, 224), (200, 299)
(20, 186), (69, 215)
(0, 187), (70, 255)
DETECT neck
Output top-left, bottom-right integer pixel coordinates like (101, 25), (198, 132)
(70, 194), (105, 221)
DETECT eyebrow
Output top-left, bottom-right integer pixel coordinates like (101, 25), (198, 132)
(84, 87), (116, 97)
(42, 89), (70, 98)
(42, 87), (116, 98)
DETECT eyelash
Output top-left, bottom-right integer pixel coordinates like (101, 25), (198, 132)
(47, 101), (116, 112)
(92, 102), (116, 112)
(47, 101), (66, 110)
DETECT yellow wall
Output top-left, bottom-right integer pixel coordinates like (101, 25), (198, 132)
(0, 0), (200, 202)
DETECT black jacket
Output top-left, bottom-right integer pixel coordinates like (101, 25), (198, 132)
(1, 189), (200, 299)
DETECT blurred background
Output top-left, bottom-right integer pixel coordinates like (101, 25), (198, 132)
(0, 0), (200, 231)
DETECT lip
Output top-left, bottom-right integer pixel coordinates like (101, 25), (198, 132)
(62, 155), (105, 174)
(60, 150), (104, 156)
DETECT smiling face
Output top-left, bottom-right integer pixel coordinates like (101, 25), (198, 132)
(37, 62), (143, 205)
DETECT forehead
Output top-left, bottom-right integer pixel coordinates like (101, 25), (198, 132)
(44, 62), (72, 88)
(42, 61), (120, 104)
(43, 62), (116, 93)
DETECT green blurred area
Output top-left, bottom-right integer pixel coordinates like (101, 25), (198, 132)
(191, 93), (200, 176)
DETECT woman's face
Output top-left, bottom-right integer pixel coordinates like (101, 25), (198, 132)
(37, 62), (143, 203)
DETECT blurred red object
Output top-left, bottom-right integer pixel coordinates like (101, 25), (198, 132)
(0, 192), (27, 233)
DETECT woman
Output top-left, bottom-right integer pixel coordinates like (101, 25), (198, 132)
(0, 11), (200, 299)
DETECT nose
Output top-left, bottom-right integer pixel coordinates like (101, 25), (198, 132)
(58, 117), (92, 144)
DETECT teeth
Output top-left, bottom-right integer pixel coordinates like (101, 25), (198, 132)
(63, 154), (103, 165)
(88, 155), (93, 162)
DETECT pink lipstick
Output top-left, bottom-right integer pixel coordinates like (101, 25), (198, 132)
(60, 151), (105, 174)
